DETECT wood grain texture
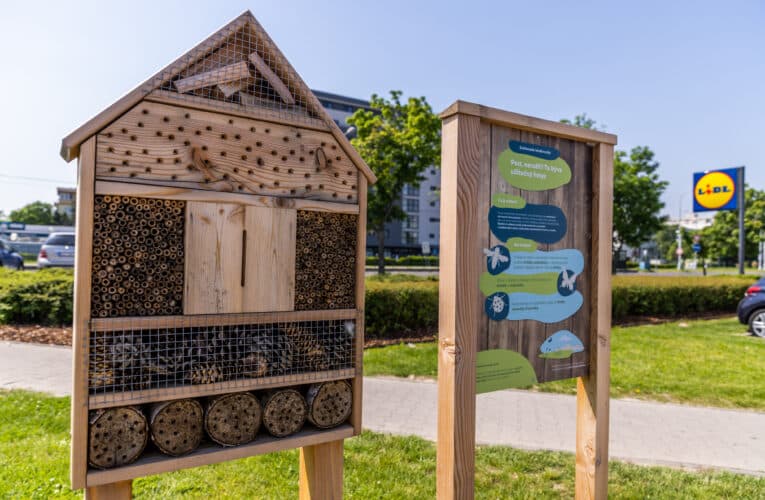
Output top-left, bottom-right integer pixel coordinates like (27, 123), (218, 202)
(95, 181), (359, 213)
(299, 439), (344, 500)
(85, 480), (132, 500)
(437, 113), (481, 500)
(575, 143), (613, 500)
(71, 137), (96, 490)
(351, 175), (367, 433)
(174, 61), (251, 94)
(243, 206), (296, 312)
(96, 101), (360, 203)
(87, 424), (354, 487)
(440, 101), (617, 145)
(184, 202), (245, 314)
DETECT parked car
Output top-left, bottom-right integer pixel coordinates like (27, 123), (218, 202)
(736, 277), (765, 337)
(0, 240), (24, 270)
(37, 232), (75, 268)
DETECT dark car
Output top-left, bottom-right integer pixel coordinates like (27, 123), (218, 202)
(737, 277), (765, 338)
(0, 240), (24, 270)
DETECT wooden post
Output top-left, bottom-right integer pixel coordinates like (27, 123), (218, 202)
(575, 143), (613, 500)
(298, 439), (344, 500)
(436, 113), (482, 500)
(85, 480), (132, 499)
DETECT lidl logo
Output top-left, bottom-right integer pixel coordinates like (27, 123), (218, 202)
(692, 168), (740, 212)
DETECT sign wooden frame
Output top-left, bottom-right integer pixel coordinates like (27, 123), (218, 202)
(436, 101), (616, 499)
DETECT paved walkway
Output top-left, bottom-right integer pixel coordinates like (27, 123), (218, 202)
(2, 341), (763, 475)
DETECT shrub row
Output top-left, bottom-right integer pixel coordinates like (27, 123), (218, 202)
(0, 268), (74, 325)
(0, 269), (753, 337)
(365, 256), (439, 267)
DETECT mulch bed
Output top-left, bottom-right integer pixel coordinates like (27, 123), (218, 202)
(0, 325), (72, 346)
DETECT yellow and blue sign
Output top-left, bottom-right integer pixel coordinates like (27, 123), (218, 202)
(693, 168), (739, 212)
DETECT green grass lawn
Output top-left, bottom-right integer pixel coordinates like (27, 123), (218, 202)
(1, 390), (763, 499)
(364, 317), (765, 410)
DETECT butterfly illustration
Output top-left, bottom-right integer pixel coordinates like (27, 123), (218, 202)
(560, 267), (578, 291)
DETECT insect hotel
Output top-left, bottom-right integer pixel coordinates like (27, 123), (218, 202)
(60, 11), (374, 496)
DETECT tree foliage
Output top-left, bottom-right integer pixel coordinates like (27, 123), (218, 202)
(700, 186), (765, 263)
(8, 201), (73, 225)
(347, 91), (441, 273)
(561, 115), (667, 252)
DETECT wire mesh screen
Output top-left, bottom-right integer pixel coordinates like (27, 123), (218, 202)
(154, 22), (318, 124)
(91, 195), (185, 318)
(88, 317), (355, 403)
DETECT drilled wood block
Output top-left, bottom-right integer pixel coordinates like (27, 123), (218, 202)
(88, 407), (148, 469)
(204, 392), (262, 446)
(306, 380), (352, 429)
(90, 195), (185, 318)
(149, 399), (204, 456)
(96, 101), (359, 203)
(261, 389), (307, 438)
(295, 211), (357, 310)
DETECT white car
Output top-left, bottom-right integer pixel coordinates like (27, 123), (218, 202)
(37, 232), (75, 268)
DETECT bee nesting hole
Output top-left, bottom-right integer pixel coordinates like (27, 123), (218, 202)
(261, 389), (307, 438)
(149, 399), (203, 456)
(306, 380), (353, 429)
(88, 406), (147, 469)
(204, 392), (262, 446)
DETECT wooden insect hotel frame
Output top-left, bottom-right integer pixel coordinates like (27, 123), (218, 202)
(61, 11), (374, 498)
(436, 102), (616, 499)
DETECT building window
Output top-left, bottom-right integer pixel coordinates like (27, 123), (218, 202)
(430, 201), (436, 207)
(403, 184), (419, 197)
(429, 217), (440, 223)
(429, 233), (435, 239)
(430, 169), (436, 175)
(429, 186), (437, 191)
(404, 215), (419, 231)
(404, 198), (419, 212)
(403, 231), (418, 245)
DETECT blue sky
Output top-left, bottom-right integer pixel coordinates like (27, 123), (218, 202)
(0, 0), (762, 217)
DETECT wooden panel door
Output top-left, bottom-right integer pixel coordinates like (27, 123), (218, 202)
(243, 206), (296, 312)
(184, 202), (246, 314)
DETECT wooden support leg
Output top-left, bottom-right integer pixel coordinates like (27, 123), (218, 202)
(575, 376), (609, 499)
(85, 480), (132, 500)
(299, 439), (344, 500)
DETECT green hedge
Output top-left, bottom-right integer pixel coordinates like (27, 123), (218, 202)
(0, 269), (753, 337)
(366, 256), (439, 267)
(0, 268), (74, 325)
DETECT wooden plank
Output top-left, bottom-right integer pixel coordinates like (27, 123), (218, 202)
(85, 480), (131, 500)
(87, 424), (354, 486)
(90, 309), (356, 331)
(575, 143), (613, 500)
(243, 206), (296, 311)
(174, 61), (251, 94)
(437, 113), (481, 500)
(249, 51), (296, 105)
(96, 100), (359, 204)
(218, 81), (247, 98)
(351, 175), (367, 433)
(146, 90), (330, 132)
(89, 368), (357, 410)
(440, 101), (618, 146)
(95, 181), (359, 214)
(70, 136), (96, 490)
(299, 439), (344, 500)
(184, 202), (246, 314)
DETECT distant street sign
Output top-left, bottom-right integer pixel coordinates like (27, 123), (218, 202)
(693, 234), (701, 243)
(676, 247), (684, 256)
(692, 243), (702, 253)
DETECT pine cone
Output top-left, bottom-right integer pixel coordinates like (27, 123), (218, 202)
(186, 362), (224, 385)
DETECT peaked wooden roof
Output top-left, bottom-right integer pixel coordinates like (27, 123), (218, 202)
(60, 11), (376, 183)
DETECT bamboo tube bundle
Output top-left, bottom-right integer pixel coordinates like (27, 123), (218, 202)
(294, 211), (358, 310)
(149, 399), (204, 456)
(204, 392), (262, 446)
(282, 324), (329, 373)
(88, 406), (148, 469)
(91, 195), (185, 318)
(261, 389), (308, 438)
(306, 380), (353, 429)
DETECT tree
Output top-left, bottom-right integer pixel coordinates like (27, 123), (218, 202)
(701, 186), (765, 264)
(561, 116), (668, 254)
(347, 91), (441, 274)
(612, 147), (668, 252)
(9, 201), (57, 225)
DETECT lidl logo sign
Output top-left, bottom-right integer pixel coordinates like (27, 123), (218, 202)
(693, 168), (740, 212)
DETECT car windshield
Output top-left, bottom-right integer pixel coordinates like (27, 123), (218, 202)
(46, 234), (75, 246)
